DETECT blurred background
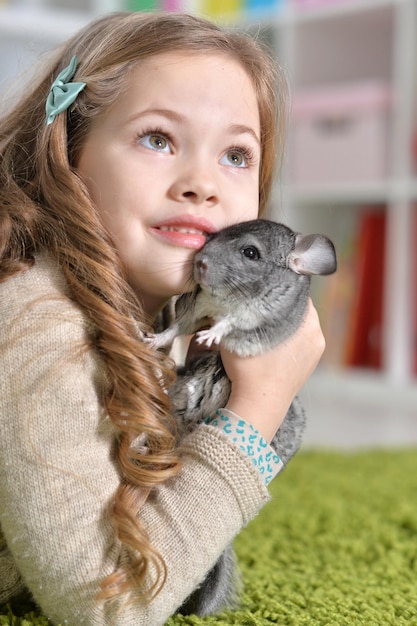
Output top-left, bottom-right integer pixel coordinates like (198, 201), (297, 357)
(1, 0), (416, 450)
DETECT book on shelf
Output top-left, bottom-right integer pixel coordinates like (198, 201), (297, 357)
(245, 0), (285, 17)
(344, 207), (386, 370)
(159, 0), (204, 10)
(312, 208), (358, 370)
(317, 205), (387, 372)
(203, 0), (241, 18)
(126, 0), (158, 9)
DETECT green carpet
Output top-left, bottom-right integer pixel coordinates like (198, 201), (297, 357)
(2, 450), (417, 625)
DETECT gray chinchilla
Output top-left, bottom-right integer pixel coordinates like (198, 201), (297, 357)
(150, 218), (337, 617)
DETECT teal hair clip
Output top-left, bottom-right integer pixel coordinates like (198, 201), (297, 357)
(45, 55), (86, 125)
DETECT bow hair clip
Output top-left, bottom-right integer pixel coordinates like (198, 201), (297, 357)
(45, 55), (86, 125)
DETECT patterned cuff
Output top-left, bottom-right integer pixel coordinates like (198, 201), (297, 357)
(204, 408), (284, 486)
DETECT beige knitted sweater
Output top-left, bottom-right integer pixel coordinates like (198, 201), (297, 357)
(0, 256), (270, 625)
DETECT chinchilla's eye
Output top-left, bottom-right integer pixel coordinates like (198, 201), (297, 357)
(242, 245), (260, 260)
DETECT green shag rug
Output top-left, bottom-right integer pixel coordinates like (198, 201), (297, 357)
(2, 450), (417, 625)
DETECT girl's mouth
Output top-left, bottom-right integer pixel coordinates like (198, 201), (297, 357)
(152, 215), (216, 250)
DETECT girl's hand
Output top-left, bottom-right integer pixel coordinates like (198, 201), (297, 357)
(221, 298), (325, 442)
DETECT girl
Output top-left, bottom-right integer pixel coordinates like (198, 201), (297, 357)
(0, 11), (325, 625)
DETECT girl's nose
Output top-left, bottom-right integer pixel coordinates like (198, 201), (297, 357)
(168, 165), (219, 206)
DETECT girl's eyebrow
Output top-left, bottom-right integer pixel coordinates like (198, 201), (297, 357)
(228, 123), (260, 146)
(125, 109), (260, 145)
(126, 108), (185, 125)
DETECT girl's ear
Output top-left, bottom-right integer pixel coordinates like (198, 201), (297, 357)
(287, 234), (337, 276)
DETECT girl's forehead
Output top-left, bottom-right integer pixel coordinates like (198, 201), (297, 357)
(129, 49), (255, 88)
(88, 50), (261, 144)
(126, 51), (260, 114)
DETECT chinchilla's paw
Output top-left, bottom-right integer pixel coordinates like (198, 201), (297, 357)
(195, 327), (222, 347)
(143, 332), (158, 347)
(144, 328), (176, 350)
(195, 318), (232, 348)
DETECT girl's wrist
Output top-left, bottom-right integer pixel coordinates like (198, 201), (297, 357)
(224, 393), (292, 443)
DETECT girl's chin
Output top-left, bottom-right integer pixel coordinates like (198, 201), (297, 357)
(138, 281), (196, 318)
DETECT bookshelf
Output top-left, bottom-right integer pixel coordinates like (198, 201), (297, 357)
(1, 0), (416, 417)
(270, 0), (417, 417)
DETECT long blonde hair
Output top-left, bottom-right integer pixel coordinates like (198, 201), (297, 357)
(0, 11), (288, 602)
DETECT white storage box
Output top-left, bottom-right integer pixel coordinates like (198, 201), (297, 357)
(290, 82), (392, 185)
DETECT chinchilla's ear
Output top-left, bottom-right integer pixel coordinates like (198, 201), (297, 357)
(287, 234), (337, 276)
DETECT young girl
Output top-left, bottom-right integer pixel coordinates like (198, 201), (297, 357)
(0, 11), (325, 625)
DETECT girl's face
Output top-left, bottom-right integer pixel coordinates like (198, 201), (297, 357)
(77, 51), (261, 317)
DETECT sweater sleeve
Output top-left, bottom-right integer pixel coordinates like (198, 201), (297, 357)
(0, 266), (270, 626)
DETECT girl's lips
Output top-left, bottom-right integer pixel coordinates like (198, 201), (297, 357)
(151, 215), (216, 250)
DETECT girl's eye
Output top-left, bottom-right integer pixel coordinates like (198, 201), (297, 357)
(220, 147), (254, 168)
(137, 132), (171, 153)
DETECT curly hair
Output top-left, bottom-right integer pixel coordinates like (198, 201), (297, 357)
(0, 11), (288, 603)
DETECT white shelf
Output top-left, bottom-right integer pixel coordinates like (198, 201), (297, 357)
(279, 0), (417, 396)
(300, 370), (417, 450)
(0, 6), (89, 41)
(285, 177), (417, 205)
(306, 368), (417, 410)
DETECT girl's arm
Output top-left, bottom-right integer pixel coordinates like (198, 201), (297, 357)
(221, 298), (325, 443)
